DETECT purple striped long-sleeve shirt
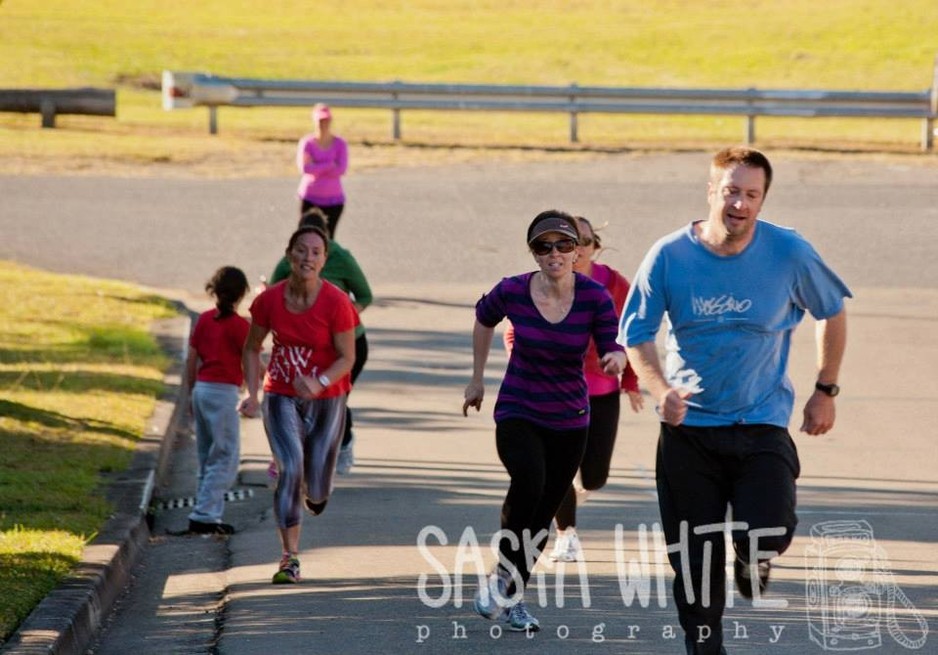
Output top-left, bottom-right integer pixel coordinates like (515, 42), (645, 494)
(476, 272), (624, 431)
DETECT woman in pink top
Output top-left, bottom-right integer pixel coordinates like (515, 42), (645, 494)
(551, 216), (644, 561)
(185, 266), (250, 535)
(296, 103), (348, 239)
(241, 225), (357, 585)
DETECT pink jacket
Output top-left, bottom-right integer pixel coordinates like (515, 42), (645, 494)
(296, 135), (348, 204)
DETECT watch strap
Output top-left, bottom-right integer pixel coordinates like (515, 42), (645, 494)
(815, 381), (839, 397)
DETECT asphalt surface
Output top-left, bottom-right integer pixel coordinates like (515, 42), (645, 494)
(2, 153), (938, 294)
(0, 151), (936, 654)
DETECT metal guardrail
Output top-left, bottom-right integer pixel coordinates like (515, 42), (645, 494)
(0, 88), (116, 128)
(163, 60), (938, 151)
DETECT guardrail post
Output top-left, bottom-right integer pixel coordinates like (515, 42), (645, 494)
(745, 87), (756, 144)
(208, 106), (218, 135)
(40, 96), (56, 128)
(392, 81), (402, 140)
(569, 83), (579, 143)
(926, 54), (937, 152)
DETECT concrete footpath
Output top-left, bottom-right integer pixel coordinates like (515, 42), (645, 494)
(8, 281), (937, 655)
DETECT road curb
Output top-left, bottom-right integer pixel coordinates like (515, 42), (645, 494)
(1, 311), (191, 655)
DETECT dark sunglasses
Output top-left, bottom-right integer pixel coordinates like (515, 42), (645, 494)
(579, 236), (594, 247)
(531, 238), (577, 255)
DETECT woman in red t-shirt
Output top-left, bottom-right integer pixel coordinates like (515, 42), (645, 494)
(240, 226), (357, 584)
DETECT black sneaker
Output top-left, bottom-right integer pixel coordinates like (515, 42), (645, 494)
(304, 497), (328, 515)
(734, 557), (770, 599)
(188, 519), (235, 535)
(684, 635), (727, 654)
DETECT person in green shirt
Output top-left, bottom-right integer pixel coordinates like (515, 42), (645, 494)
(268, 209), (372, 474)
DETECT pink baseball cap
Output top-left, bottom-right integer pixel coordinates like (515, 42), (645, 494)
(312, 104), (332, 121)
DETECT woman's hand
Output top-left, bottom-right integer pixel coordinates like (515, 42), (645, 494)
(463, 381), (484, 416)
(625, 390), (644, 413)
(293, 374), (324, 400)
(600, 351), (626, 376)
(239, 395), (261, 418)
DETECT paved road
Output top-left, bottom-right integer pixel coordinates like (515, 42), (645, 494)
(2, 153), (938, 296)
(1, 152), (936, 654)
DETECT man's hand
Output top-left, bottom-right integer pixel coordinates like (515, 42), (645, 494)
(660, 388), (692, 426)
(800, 391), (836, 435)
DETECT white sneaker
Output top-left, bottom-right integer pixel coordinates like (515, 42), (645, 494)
(474, 568), (511, 620)
(335, 434), (355, 475)
(505, 600), (540, 632)
(549, 529), (583, 562)
(549, 533), (569, 562)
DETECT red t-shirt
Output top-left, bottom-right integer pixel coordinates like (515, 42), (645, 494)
(190, 309), (250, 386)
(250, 280), (357, 398)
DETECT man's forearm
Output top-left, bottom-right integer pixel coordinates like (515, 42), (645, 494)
(625, 341), (670, 398)
(816, 308), (847, 383)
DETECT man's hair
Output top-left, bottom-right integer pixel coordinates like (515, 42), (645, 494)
(710, 146), (773, 195)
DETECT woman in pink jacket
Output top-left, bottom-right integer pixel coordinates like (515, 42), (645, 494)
(296, 103), (348, 238)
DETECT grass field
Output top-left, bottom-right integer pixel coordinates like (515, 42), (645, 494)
(1, 0), (937, 174)
(0, 262), (177, 642)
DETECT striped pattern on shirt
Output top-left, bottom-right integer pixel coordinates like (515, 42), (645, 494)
(476, 272), (623, 431)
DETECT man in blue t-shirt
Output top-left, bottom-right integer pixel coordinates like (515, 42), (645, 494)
(619, 147), (851, 655)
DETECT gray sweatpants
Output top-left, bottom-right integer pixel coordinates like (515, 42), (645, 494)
(189, 381), (241, 524)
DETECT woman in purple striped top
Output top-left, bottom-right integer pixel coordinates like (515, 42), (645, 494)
(462, 209), (626, 632)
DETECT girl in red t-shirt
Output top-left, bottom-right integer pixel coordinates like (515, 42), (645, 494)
(241, 226), (357, 584)
(185, 266), (250, 535)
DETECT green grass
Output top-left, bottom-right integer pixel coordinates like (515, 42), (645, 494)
(2, 0), (934, 88)
(1, 0), (937, 170)
(0, 261), (178, 643)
